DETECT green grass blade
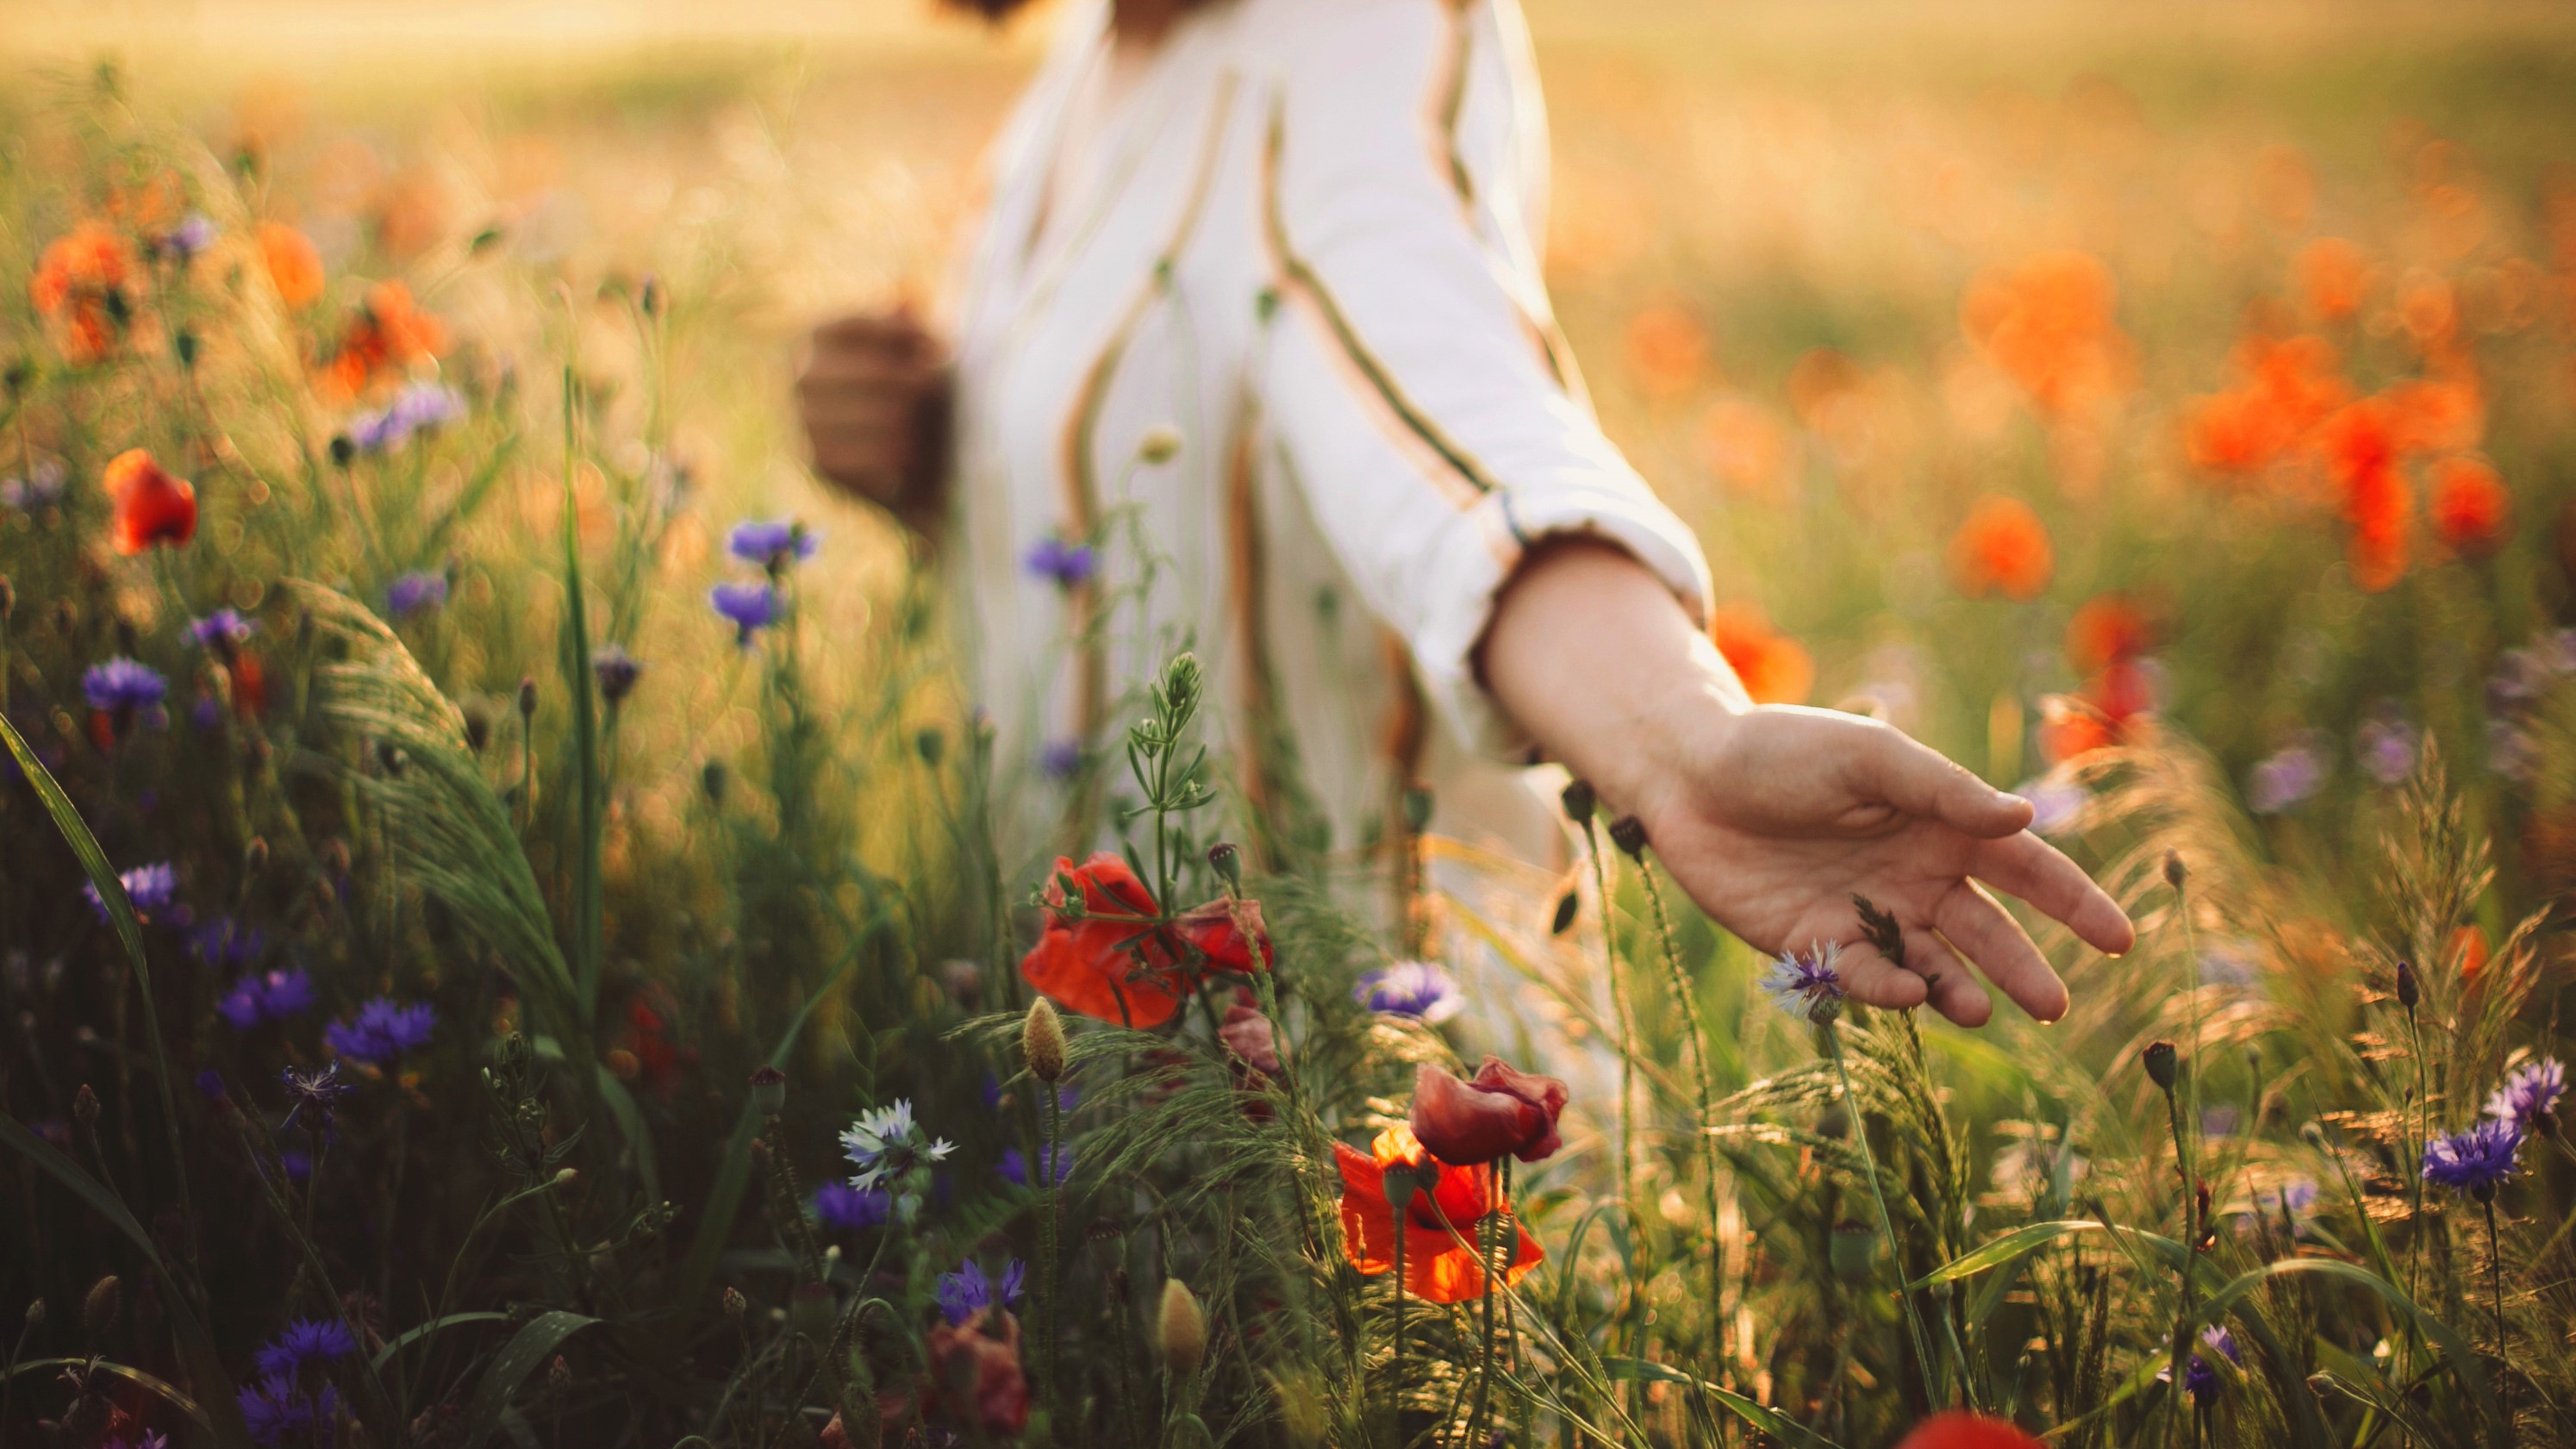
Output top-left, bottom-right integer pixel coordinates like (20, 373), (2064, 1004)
(4, 1358), (213, 1435)
(559, 365), (604, 1027)
(2192, 1258), (2500, 1449)
(1602, 1358), (1843, 1449)
(465, 1309), (600, 1449)
(1912, 1219), (2187, 1289)
(371, 1312), (512, 1374)
(596, 1065), (661, 1203)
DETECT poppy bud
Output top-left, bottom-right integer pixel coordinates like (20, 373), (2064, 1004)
(23, 1298), (43, 1329)
(1401, 785), (1433, 834)
(82, 1275), (118, 1337)
(1550, 890), (1578, 935)
(1607, 815), (1649, 859)
(721, 1286), (747, 1320)
(2143, 1040), (2180, 1092)
(2394, 959), (2419, 1009)
(1560, 778), (1595, 826)
(915, 727), (945, 766)
(1138, 424), (1183, 465)
(516, 677), (538, 721)
(1409, 1056), (1569, 1166)
(73, 1084), (99, 1131)
(702, 760), (728, 806)
(2164, 851), (2187, 890)
(1022, 997), (1067, 1084)
(1207, 841), (1242, 890)
(1155, 1278), (1207, 1377)
(746, 1066), (786, 1116)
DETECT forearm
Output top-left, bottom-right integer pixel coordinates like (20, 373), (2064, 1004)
(1478, 538), (1747, 819)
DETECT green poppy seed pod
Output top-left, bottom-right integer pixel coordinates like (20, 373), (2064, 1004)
(1560, 778), (1595, 826)
(1207, 841), (1242, 890)
(2143, 1040), (2180, 1092)
(1382, 1162), (1421, 1217)
(516, 677), (538, 720)
(747, 1066), (787, 1116)
(1607, 815), (1649, 859)
(2164, 851), (2186, 890)
(1401, 784), (1434, 834)
(1137, 424), (1183, 465)
(1550, 890), (1579, 936)
(1023, 997), (1068, 1084)
(81, 1275), (118, 1338)
(2394, 959), (2419, 1010)
(1155, 1278), (1207, 1378)
(1829, 1221), (1880, 1282)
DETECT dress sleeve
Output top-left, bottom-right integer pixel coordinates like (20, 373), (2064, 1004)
(1255, 0), (1712, 757)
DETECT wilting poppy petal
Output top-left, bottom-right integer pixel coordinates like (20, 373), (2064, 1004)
(1334, 1127), (1541, 1305)
(103, 449), (197, 555)
(1409, 1057), (1568, 1166)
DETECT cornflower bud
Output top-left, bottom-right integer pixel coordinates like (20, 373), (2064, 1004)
(81, 1275), (119, 1337)
(1156, 1278), (1207, 1377)
(1550, 890), (1579, 935)
(2143, 1040), (2180, 1092)
(2394, 959), (2419, 1010)
(1207, 841), (1242, 890)
(1022, 997), (1068, 1084)
(746, 1066), (786, 1116)
(1607, 815), (1649, 859)
(2163, 851), (2187, 890)
(1560, 778), (1595, 827)
(516, 677), (538, 721)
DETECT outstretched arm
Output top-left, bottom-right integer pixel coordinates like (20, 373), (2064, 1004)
(1480, 539), (2136, 1027)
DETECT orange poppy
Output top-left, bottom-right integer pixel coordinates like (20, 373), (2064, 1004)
(923, 1309), (1029, 1438)
(2451, 924), (2488, 985)
(258, 222), (325, 308)
(2293, 238), (2369, 321)
(1333, 1126), (1542, 1305)
(1708, 603), (1815, 704)
(2064, 593), (2151, 673)
(1948, 496), (2054, 600)
(103, 450), (197, 555)
(1960, 250), (2134, 417)
(1018, 853), (1270, 1028)
(321, 280), (448, 400)
(2429, 457), (2510, 557)
(2038, 659), (2155, 765)
(2184, 334), (2351, 480)
(2383, 377), (2483, 455)
(29, 222), (135, 365)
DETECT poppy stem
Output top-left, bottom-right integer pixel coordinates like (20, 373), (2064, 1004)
(1466, 1159), (1505, 1448)
(1389, 1226), (1404, 1448)
(1040, 1083), (1063, 1408)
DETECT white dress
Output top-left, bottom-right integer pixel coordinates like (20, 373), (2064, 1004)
(947, 0), (1712, 890)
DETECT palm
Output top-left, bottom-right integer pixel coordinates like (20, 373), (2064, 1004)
(1634, 707), (2135, 1027)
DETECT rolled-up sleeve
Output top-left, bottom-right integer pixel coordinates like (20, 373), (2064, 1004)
(1255, 0), (1712, 756)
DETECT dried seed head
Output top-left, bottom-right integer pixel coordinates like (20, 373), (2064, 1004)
(746, 1066), (787, 1116)
(1023, 997), (1068, 1084)
(81, 1275), (119, 1338)
(2394, 959), (2419, 1010)
(721, 1286), (747, 1320)
(1607, 815), (1649, 859)
(1560, 778), (1595, 826)
(1155, 1278), (1207, 1377)
(2164, 851), (2187, 890)
(2143, 1040), (2180, 1092)
(1550, 890), (1579, 936)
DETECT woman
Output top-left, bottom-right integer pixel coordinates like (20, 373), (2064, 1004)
(797, 0), (2135, 1027)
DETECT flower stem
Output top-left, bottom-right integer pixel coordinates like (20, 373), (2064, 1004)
(1041, 1083), (1063, 1408)
(1580, 816), (1645, 1380)
(1389, 1227), (1405, 1449)
(1825, 1026), (1940, 1411)
(1636, 865), (1724, 1358)
(2485, 1195), (2510, 1440)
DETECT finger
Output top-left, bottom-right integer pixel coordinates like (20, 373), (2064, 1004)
(1827, 940), (1929, 1014)
(1968, 832), (2136, 958)
(1861, 725), (2034, 840)
(1902, 927), (1992, 1027)
(1932, 882), (2067, 1023)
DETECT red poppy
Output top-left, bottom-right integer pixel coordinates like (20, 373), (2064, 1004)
(2429, 456), (2510, 557)
(1409, 1057), (1568, 1166)
(1334, 1127), (1542, 1305)
(29, 222), (135, 365)
(103, 450), (197, 555)
(259, 222), (325, 308)
(1948, 496), (2054, 601)
(1019, 853), (1270, 1028)
(923, 1308), (1029, 1439)
(2064, 594), (2151, 674)
(1708, 603), (1815, 705)
(1893, 1411), (2048, 1449)
(321, 280), (448, 401)
(2038, 658), (2155, 765)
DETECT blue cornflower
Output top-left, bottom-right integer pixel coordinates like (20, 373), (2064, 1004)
(812, 1182), (894, 1232)
(190, 917), (268, 970)
(934, 1259), (1026, 1326)
(189, 609), (259, 657)
(158, 214), (217, 261)
(239, 1374), (339, 1447)
(1352, 959), (1463, 1024)
(2157, 1326), (2240, 1407)
(1038, 739), (1082, 780)
(1023, 535), (1096, 589)
(83, 658), (168, 714)
(592, 645), (644, 706)
(0, 459), (66, 511)
(278, 1063), (352, 1132)
(728, 519), (818, 571)
(220, 968), (320, 1030)
(998, 1143), (1073, 1188)
(710, 581), (784, 646)
(2423, 1118), (2524, 1198)
(2485, 1058), (2565, 1137)
(385, 571), (449, 618)
(1762, 941), (1847, 1023)
(348, 382), (465, 453)
(253, 1317), (358, 1380)
(83, 862), (179, 921)
(323, 997), (437, 1065)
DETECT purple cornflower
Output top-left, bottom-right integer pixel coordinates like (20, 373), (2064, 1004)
(253, 1317), (358, 1380)
(812, 1182), (894, 1232)
(386, 571), (449, 618)
(323, 997), (437, 1065)
(2485, 1058), (2565, 1137)
(1762, 942), (1847, 1023)
(0, 459), (66, 511)
(238, 1374), (339, 1447)
(278, 1063), (352, 1132)
(195, 1069), (228, 1102)
(934, 1259), (1026, 1326)
(190, 917), (268, 971)
(1353, 959), (1463, 1024)
(1038, 739), (1082, 781)
(83, 862), (179, 921)
(593, 645), (644, 705)
(217, 968), (318, 1030)
(189, 609), (259, 659)
(1023, 535), (1097, 589)
(2157, 1326), (2239, 1406)
(2355, 707), (2420, 787)
(348, 382), (465, 453)
(158, 214), (217, 262)
(2423, 1118), (2524, 1198)
(728, 519), (818, 571)
(83, 658), (169, 714)
(2247, 735), (2328, 814)
(710, 581), (783, 646)
(997, 1144), (1073, 1188)
(2015, 775), (2087, 836)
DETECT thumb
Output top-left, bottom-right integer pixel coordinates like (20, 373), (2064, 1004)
(1866, 725), (2033, 839)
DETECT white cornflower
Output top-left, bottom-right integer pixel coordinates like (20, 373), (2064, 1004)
(1762, 941), (1848, 1023)
(840, 1099), (956, 1193)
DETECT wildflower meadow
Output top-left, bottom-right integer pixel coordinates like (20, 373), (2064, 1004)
(3, 6), (2574, 1447)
